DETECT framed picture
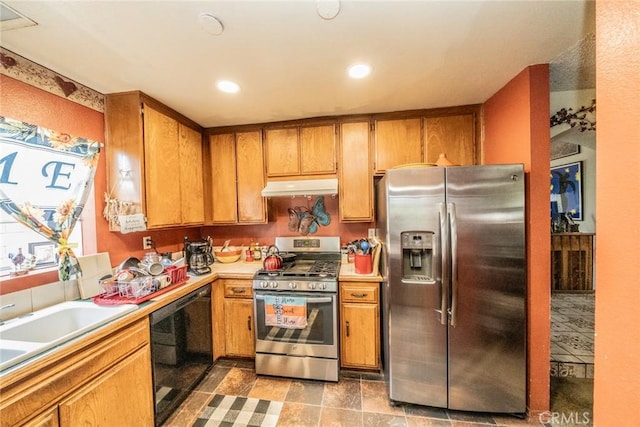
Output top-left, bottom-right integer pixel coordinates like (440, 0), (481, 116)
(550, 161), (583, 221)
(28, 241), (58, 267)
(551, 140), (580, 160)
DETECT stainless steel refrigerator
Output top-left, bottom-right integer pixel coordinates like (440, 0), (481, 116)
(377, 164), (526, 413)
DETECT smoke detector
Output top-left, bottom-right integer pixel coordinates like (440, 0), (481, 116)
(198, 13), (224, 36)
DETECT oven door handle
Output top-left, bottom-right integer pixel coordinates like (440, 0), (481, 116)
(254, 295), (333, 304)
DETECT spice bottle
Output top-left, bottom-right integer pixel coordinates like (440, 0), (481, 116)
(253, 242), (262, 260)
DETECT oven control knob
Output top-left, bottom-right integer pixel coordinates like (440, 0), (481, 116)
(260, 281), (268, 288)
(288, 282), (297, 289)
(269, 281), (278, 289)
(319, 283), (327, 290)
(308, 282), (316, 290)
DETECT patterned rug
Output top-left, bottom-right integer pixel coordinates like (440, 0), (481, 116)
(551, 293), (595, 378)
(192, 394), (282, 427)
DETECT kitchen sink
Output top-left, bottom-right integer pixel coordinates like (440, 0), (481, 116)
(0, 348), (28, 364)
(0, 301), (137, 372)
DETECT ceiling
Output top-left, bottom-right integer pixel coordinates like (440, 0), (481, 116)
(0, 0), (595, 128)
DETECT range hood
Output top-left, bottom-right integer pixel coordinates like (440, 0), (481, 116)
(261, 178), (338, 198)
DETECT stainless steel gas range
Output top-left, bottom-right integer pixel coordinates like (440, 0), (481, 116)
(252, 236), (341, 382)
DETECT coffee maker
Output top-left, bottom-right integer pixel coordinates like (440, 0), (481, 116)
(184, 237), (214, 275)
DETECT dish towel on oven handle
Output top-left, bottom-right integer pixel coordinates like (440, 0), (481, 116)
(264, 295), (307, 329)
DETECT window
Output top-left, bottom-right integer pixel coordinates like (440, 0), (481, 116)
(0, 209), (83, 276)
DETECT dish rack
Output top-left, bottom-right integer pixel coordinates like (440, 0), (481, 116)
(93, 265), (189, 305)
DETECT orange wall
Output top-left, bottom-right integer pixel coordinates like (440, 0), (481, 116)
(594, 1), (640, 424)
(202, 196), (371, 249)
(482, 64), (551, 415)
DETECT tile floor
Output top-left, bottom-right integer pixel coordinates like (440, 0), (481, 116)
(164, 359), (543, 427)
(550, 293), (595, 379)
(163, 294), (595, 426)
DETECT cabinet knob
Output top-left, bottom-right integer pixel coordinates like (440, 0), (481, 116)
(346, 320), (350, 337)
(351, 292), (367, 298)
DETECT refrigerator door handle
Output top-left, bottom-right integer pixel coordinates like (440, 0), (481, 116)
(448, 202), (458, 327)
(437, 202), (449, 325)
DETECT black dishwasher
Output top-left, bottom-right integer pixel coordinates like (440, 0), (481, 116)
(150, 283), (213, 426)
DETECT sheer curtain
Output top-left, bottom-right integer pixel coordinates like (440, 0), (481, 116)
(0, 116), (100, 280)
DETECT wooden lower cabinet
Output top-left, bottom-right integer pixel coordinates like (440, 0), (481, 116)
(339, 282), (380, 370)
(58, 346), (153, 426)
(213, 279), (255, 359)
(2, 318), (153, 427)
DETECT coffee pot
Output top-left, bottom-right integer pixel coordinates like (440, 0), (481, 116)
(184, 237), (214, 275)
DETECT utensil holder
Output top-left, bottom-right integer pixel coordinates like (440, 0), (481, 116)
(354, 254), (373, 274)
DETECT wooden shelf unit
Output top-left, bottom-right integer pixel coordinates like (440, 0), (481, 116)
(551, 233), (595, 292)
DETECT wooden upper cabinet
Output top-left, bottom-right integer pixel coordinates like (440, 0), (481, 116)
(424, 114), (475, 166)
(105, 92), (204, 230)
(339, 121), (373, 222)
(265, 124), (336, 177)
(143, 105), (182, 228)
(265, 128), (299, 176)
(236, 131), (267, 223)
(179, 124), (206, 224)
(208, 131), (267, 224)
(374, 118), (422, 173)
(300, 124), (337, 175)
(209, 133), (238, 223)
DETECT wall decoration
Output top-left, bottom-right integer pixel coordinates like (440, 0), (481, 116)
(551, 140), (580, 160)
(0, 47), (104, 112)
(550, 161), (583, 221)
(28, 242), (58, 267)
(287, 196), (331, 235)
(550, 99), (596, 132)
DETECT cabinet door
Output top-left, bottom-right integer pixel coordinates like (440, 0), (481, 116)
(339, 122), (373, 221)
(144, 105), (182, 228)
(58, 346), (154, 426)
(236, 131), (267, 223)
(224, 298), (255, 357)
(341, 303), (379, 369)
(179, 124), (205, 224)
(300, 124), (336, 174)
(212, 280), (226, 360)
(374, 118), (422, 173)
(209, 133), (238, 223)
(265, 128), (299, 176)
(424, 114), (475, 165)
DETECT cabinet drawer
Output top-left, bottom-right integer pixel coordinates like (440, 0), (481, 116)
(224, 280), (253, 298)
(340, 284), (378, 303)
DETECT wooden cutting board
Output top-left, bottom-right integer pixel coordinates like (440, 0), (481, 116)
(77, 253), (113, 299)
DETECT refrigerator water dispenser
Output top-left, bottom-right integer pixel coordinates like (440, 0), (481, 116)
(401, 231), (434, 283)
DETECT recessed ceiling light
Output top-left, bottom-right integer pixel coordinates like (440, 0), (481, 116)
(348, 63), (371, 79)
(216, 80), (240, 93)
